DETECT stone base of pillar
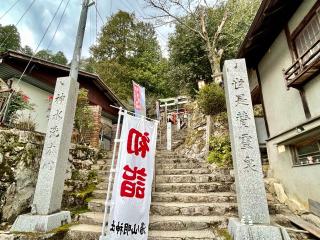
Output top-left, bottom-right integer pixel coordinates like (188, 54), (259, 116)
(228, 218), (291, 240)
(11, 211), (71, 233)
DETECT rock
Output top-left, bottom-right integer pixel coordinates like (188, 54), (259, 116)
(2, 161), (37, 222)
(14, 146), (24, 152)
(301, 214), (320, 228)
(0, 153), (3, 164)
(285, 198), (307, 214)
(273, 183), (288, 204)
(0, 234), (14, 240)
(264, 178), (279, 195)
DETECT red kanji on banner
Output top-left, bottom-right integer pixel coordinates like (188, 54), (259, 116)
(120, 165), (147, 199)
(127, 128), (150, 158)
(133, 84), (141, 110)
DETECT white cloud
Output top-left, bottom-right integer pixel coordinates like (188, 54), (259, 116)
(1, 0), (173, 60)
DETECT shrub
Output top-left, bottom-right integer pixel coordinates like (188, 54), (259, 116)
(5, 91), (33, 124)
(13, 115), (37, 131)
(207, 135), (232, 167)
(196, 83), (226, 115)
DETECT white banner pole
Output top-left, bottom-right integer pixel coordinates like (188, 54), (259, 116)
(100, 107), (123, 239)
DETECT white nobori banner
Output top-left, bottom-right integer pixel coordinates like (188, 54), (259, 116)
(107, 112), (158, 239)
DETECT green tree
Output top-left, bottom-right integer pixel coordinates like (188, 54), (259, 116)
(52, 51), (68, 65)
(0, 24), (21, 52)
(146, 0), (260, 84)
(90, 11), (168, 104)
(35, 49), (68, 65)
(20, 45), (33, 55)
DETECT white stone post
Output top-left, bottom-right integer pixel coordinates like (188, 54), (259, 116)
(167, 122), (172, 151)
(223, 59), (290, 239)
(205, 115), (211, 155)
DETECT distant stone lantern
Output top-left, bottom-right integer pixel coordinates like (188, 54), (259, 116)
(197, 77), (206, 90)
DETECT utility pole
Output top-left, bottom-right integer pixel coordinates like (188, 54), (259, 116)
(11, 0), (95, 233)
(70, 0), (94, 82)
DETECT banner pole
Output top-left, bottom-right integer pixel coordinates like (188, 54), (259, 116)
(100, 107), (123, 238)
(110, 105), (158, 123)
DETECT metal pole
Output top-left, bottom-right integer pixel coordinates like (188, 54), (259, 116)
(100, 107), (123, 238)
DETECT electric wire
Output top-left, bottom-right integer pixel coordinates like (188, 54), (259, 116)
(15, 0), (65, 87)
(0, 0), (22, 21)
(0, 0), (37, 48)
(46, 0), (71, 50)
(1, 0), (66, 121)
(94, 3), (105, 25)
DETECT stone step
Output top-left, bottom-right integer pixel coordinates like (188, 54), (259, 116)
(67, 224), (101, 240)
(149, 215), (228, 231)
(79, 212), (105, 225)
(150, 202), (237, 216)
(155, 158), (201, 164)
(152, 192), (236, 203)
(97, 167), (215, 178)
(156, 168), (212, 175)
(148, 230), (217, 240)
(88, 199), (107, 212)
(96, 174), (233, 191)
(88, 199), (237, 215)
(96, 181), (233, 192)
(79, 212), (229, 230)
(156, 174), (234, 183)
(155, 162), (211, 169)
(96, 162), (211, 172)
(92, 191), (236, 203)
(155, 182), (232, 193)
(68, 224), (217, 240)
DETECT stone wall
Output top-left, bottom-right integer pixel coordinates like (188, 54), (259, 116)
(0, 128), (101, 225)
(82, 105), (102, 148)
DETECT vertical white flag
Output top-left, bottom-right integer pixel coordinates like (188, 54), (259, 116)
(133, 81), (146, 117)
(107, 112), (158, 239)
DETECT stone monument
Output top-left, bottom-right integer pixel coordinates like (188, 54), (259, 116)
(11, 77), (78, 232)
(11, 0), (92, 233)
(223, 59), (290, 239)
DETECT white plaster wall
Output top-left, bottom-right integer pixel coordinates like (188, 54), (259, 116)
(267, 119), (320, 207)
(304, 75), (320, 117)
(258, 31), (306, 137)
(248, 68), (258, 91)
(12, 79), (51, 133)
(255, 0), (320, 208)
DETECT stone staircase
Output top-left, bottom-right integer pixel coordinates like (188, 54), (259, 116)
(67, 147), (237, 239)
(66, 126), (300, 239)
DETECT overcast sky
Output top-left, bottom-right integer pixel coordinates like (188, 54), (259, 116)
(0, 0), (174, 60)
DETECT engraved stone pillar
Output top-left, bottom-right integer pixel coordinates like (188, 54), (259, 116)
(223, 59), (290, 239)
(11, 77), (79, 232)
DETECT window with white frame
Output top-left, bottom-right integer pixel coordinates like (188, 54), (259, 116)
(292, 139), (320, 166)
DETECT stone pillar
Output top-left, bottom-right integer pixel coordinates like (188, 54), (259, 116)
(223, 59), (290, 239)
(11, 76), (78, 232)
